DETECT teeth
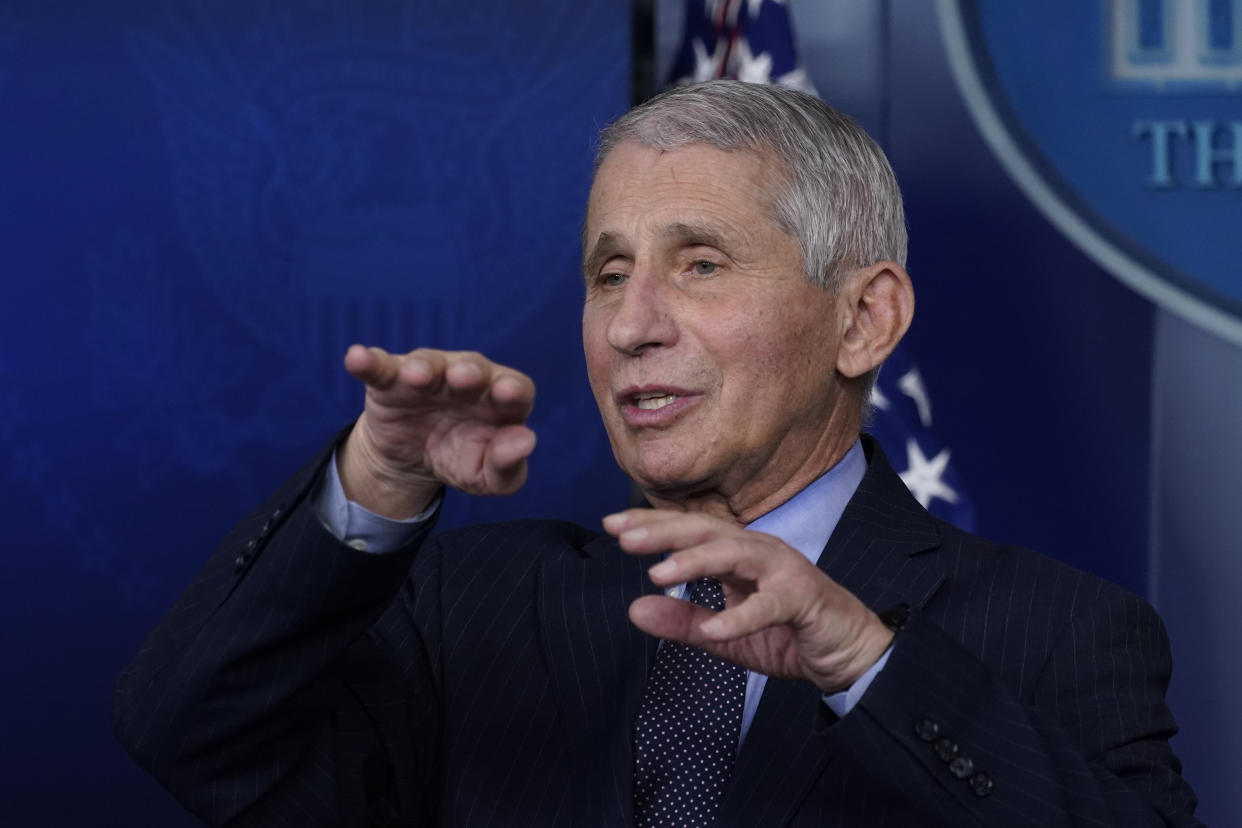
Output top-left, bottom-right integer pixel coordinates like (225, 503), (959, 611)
(635, 394), (676, 410)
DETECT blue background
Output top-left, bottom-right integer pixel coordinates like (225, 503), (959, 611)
(1, 1), (629, 823)
(1, 1), (1237, 825)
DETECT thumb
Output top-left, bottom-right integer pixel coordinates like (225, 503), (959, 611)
(484, 425), (537, 493)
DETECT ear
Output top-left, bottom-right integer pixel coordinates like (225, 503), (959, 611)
(836, 261), (914, 379)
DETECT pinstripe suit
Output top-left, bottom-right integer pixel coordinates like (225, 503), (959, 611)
(114, 436), (1202, 827)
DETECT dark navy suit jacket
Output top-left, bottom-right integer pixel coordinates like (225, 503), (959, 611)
(114, 437), (1202, 827)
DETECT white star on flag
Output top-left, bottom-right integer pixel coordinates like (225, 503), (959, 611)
(733, 37), (774, 84)
(898, 368), (932, 427)
(899, 439), (960, 509)
(691, 38), (724, 81)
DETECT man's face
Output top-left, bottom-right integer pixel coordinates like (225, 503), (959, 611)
(582, 140), (856, 519)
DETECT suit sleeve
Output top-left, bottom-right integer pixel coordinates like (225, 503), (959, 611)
(112, 439), (445, 827)
(825, 585), (1203, 828)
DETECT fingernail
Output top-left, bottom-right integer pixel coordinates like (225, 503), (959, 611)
(701, 617), (725, 637)
(649, 559), (673, 579)
(403, 358), (431, 381)
(494, 376), (521, 395)
(620, 527), (648, 544)
(602, 512), (627, 531)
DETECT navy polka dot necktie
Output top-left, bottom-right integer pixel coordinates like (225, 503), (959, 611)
(633, 577), (746, 827)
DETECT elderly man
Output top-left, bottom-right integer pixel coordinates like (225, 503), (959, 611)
(115, 81), (1200, 827)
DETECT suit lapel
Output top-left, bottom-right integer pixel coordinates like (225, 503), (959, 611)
(535, 440), (949, 826)
(721, 439), (948, 826)
(538, 534), (661, 828)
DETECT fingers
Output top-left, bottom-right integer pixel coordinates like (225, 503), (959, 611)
(628, 590), (781, 649)
(400, 350), (492, 399)
(628, 594), (712, 642)
(344, 344), (403, 388)
(697, 588), (785, 642)
(605, 509), (772, 585)
(351, 346), (535, 412)
(604, 509), (718, 553)
(488, 372), (536, 418)
(397, 349), (446, 392)
(605, 508), (813, 642)
(611, 510), (890, 691)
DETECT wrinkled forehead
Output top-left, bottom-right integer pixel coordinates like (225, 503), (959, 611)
(581, 139), (784, 251)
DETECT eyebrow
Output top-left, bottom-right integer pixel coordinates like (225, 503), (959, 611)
(582, 222), (732, 280)
(582, 232), (626, 281)
(659, 222), (729, 252)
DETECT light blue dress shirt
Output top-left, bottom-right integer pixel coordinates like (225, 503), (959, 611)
(315, 438), (891, 738)
(734, 440), (889, 738)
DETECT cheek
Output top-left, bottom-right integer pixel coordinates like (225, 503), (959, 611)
(721, 321), (799, 377)
(725, 326), (833, 413)
(581, 319), (608, 379)
(585, 355), (612, 396)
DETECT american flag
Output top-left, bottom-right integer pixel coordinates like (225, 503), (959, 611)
(666, 0), (815, 92)
(666, 0), (976, 530)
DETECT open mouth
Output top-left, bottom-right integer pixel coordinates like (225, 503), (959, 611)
(616, 385), (697, 423)
(632, 391), (678, 410)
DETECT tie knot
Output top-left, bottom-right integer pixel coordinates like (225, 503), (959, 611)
(688, 577), (726, 612)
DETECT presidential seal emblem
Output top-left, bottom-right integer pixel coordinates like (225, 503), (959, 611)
(938, 0), (1242, 346)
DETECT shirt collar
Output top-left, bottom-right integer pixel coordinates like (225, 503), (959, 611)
(744, 438), (866, 568)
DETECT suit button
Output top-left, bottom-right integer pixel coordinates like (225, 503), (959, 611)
(950, 756), (974, 779)
(935, 738), (959, 762)
(272, 507), (283, 521)
(915, 718), (940, 742)
(970, 772), (994, 798)
(246, 537), (258, 553)
(234, 555), (247, 572)
(260, 520), (272, 535)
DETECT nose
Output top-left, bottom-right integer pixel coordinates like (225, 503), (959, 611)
(605, 270), (679, 356)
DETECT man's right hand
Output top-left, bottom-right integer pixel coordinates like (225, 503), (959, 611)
(337, 345), (537, 519)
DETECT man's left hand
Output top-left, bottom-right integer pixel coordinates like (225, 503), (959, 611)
(604, 509), (894, 695)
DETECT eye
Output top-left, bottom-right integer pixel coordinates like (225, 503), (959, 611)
(691, 260), (720, 276)
(600, 272), (627, 288)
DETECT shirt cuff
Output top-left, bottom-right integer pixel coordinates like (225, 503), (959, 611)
(314, 448), (440, 554)
(822, 645), (893, 718)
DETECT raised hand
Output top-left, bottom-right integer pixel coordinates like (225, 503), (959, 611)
(604, 509), (894, 694)
(337, 345), (537, 518)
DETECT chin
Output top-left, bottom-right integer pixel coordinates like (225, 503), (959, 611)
(623, 458), (710, 500)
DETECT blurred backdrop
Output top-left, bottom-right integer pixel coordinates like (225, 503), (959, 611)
(0, 1), (1237, 825)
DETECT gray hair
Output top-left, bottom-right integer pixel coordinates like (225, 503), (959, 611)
(594, 79), (907, 293)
